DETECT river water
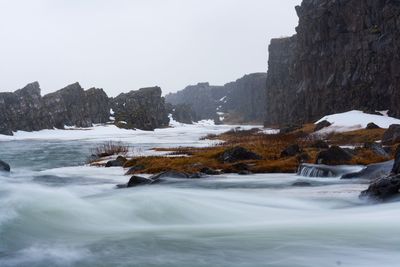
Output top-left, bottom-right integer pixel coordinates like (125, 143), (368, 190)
(0, 124), (399, 267)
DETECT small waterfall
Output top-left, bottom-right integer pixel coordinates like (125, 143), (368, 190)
(297, 163), (365, 178)
(297, 164), (336, 178)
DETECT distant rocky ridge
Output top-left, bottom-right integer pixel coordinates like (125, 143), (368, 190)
(265, 0), (400, 126)
(0, 82), (170, 135)
(165, 73), (267, 124)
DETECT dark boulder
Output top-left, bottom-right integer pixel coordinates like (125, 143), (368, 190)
(382, 124), (400, 145)
(0, 160), (10, 172)
(219, 146), (262, 163)
(292, 181), (312, 187)
(364, 142), (389, 158)
(105, 156), (127, 168)
(127, 175), (153, 187)
(360, 146), (400, 201)
(315, 146), (352, 165)
(150, 171), (189, 180)
(314, 120), (332, 132)
(359, 175), (400, 201)
(310, 140), (329, 149)
(366, 123), (381, 130)
(280, 144), (301, 157)
(125, 165), (145, 175)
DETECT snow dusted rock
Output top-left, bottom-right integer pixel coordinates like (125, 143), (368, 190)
(42, 83), (110, 128)
(111, 87), (169, 131)
(0, 82), (110, 134)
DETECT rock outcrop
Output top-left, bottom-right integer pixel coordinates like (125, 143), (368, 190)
(166, 73), (267, 124)
(1, 82), (171, 135)
(111, 87), (169, 131)
(0, 82), (110, 135)
(265, 0), (400, 126)
(166, 103), (198, 124)
(42, 83), (110, 128)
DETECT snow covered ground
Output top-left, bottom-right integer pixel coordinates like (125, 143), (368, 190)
(315, 110), (400, 133)
(0, 120), (262, 148)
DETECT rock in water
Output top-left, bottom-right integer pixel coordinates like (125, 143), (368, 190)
(359, 175), (400, 202)
(127, 176), (153, 187)
(219, 146), (261, 163)
(112, 87), (169, 131)
(149, 171), (190, 181)
(360, 146), (400, 201)
(382, 124), (400, 145)
(315, 146), (352, 165)
(0, 160), (10, 172)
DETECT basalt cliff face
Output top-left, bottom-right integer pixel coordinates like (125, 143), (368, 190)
(0, 83), (170, 135)
(165, 73), (267, 124)
(265, 0), (400, 126)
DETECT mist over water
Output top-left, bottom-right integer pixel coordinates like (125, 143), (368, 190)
(1, 129), (400, 267)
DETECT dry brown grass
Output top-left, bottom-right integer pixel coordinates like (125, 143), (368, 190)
(121, 127), (392, 175)
(92, 141), (129, 157)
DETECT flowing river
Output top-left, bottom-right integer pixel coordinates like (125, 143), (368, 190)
(0, 124), (399, 267)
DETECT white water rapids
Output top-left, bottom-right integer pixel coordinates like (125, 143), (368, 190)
(0, 124), (399, 267)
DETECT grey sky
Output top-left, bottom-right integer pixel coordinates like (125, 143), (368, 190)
(0, 0), (301, 96)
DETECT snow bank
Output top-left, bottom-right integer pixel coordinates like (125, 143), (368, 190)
(316, 110), (400, 133)
(0, 122), (261, 149)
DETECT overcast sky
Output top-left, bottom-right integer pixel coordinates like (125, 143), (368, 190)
(0, 0), (301, 96)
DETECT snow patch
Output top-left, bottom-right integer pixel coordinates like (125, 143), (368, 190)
(316, 110), (400, 133)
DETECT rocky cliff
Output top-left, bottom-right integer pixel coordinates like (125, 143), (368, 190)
(265, 0), (400, 126)
(165, 73), (267, 124)
(0, 83), (170, 135)
(111, 87), (170, 131)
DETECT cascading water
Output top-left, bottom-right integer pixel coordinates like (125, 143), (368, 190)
(297, 163), (364, 178)
(1, 126), (400, 267)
